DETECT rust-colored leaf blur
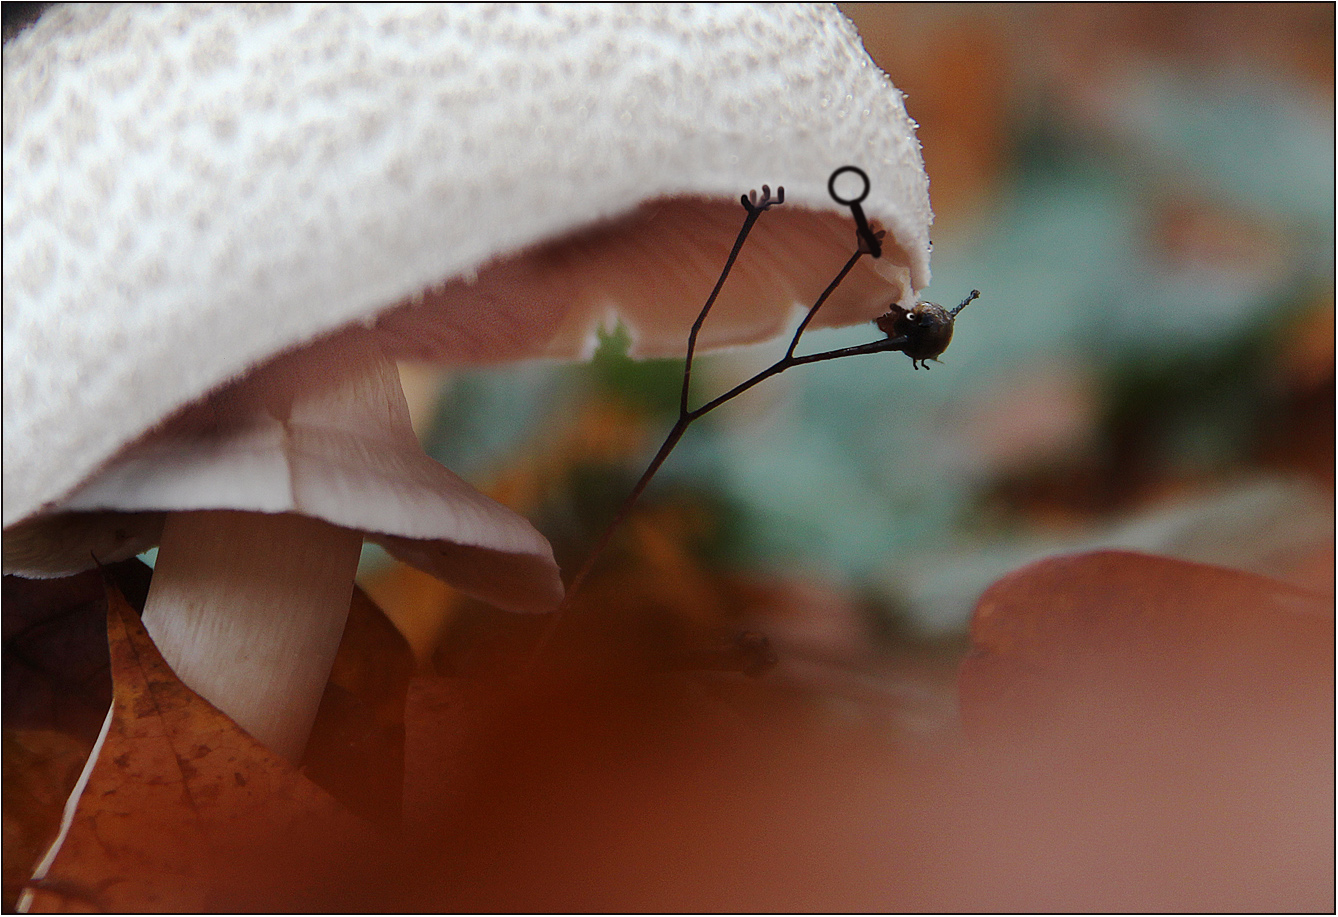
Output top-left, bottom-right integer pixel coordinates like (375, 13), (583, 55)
(4, 4), (1332, 911)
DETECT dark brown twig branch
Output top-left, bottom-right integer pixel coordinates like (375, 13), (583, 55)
(531, 171), (977, 662)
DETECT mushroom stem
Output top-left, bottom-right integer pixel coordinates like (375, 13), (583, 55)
(140, 510), (363, 761)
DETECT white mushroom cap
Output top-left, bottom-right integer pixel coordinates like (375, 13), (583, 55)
(2, 3), (932, 538)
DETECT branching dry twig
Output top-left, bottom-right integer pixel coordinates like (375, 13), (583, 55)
(532, 169), (979, 661)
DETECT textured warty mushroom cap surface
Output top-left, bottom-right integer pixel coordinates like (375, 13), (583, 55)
(2, 3), (932, 529)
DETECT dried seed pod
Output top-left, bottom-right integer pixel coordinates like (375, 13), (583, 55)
(876, 290), (980, 369)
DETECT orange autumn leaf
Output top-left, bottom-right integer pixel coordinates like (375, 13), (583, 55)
(2, 729), (96, 911)
(21, 578), (378, 913)
(959, 548), (1334, 739)
(950, 549), (1333, 911)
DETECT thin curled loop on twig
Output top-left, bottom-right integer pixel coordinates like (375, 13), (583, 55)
(828, 165), (882, 258)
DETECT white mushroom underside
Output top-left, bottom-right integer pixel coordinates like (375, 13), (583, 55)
(6, 334), (563, 613)
(374, 200), (923, 364)
(1, 194), (916, 592)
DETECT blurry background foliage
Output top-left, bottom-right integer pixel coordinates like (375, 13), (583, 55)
(368, 4), (1334, 657)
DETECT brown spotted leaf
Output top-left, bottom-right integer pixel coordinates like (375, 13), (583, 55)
(22, 579), (380, 912)
(2, 729), (97, 911)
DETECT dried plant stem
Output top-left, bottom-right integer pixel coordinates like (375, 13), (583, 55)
(532, 189), (919, 661)
(555, 413), (693, 612)
(527, 170), (984, 668)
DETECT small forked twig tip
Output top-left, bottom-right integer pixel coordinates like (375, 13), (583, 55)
(742, 184), (785, 213)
